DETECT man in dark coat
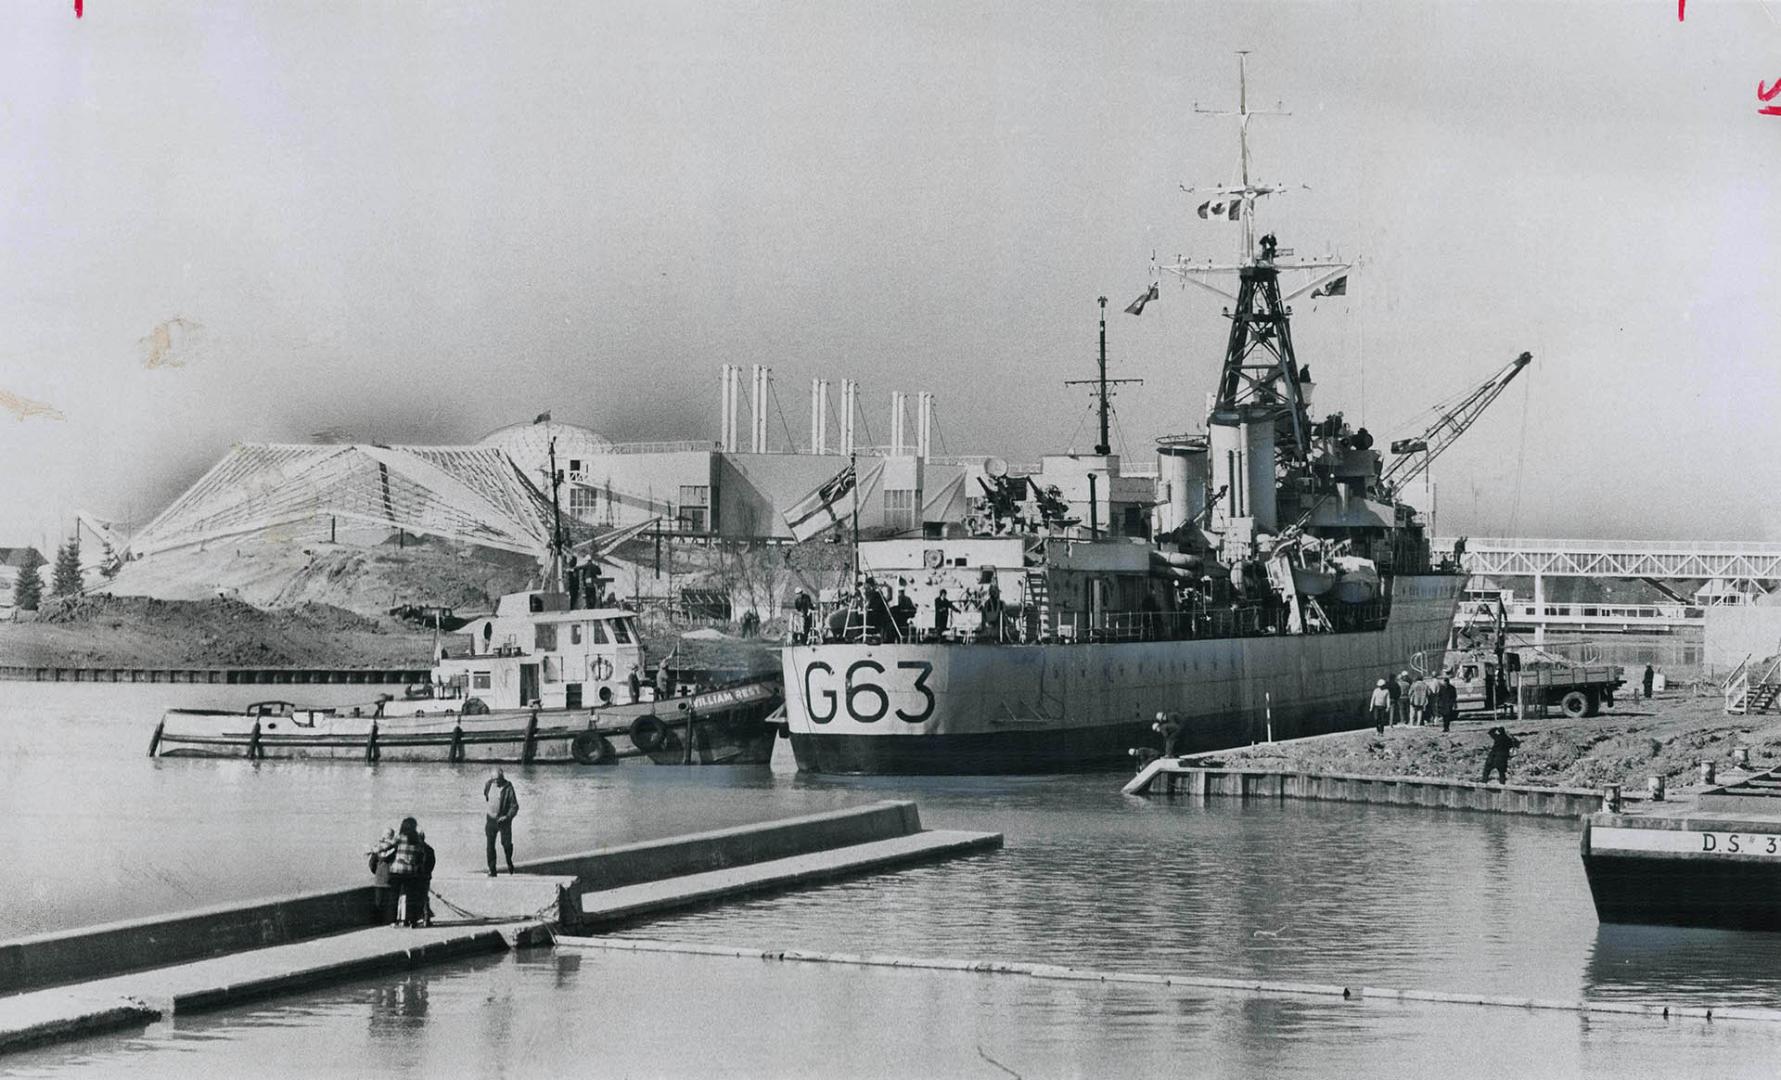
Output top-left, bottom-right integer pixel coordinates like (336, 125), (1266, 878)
(1642, 665), (1655, 701)
(793, 588), (814, 644)
(891, 589), (916, 641)
(1481, 726), (1520, 784)
(1438, 675), (1458, 732)
(933, 589), (954, 638)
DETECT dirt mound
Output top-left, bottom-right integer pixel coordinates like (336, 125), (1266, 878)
(1, 594), (433, 669)
(103, 538), (538, 617)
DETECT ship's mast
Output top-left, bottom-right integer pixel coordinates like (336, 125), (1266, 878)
(547, 436), (565, 592)
(1192, 51), (1287, 264)
(1066, 296), (1142, 456)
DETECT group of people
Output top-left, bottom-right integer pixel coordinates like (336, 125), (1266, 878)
(365, 770), (522, 928)
(367, 818), (437, 928)
(1367, 669), (1459, 733)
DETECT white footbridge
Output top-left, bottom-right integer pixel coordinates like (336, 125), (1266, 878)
(1432, 537), (1781, 639)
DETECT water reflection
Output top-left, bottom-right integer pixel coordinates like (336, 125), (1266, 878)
(1586, 923), (1781, 1006)
(9, 682), (1781, 1077)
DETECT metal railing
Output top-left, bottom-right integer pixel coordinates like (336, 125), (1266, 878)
(807, 599), (1392, 647)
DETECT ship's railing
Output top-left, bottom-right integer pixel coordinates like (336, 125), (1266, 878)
(811, 598), (1392, 647)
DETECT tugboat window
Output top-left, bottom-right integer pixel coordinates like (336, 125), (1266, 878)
(535, 623), (558, 650)
(589, 620), (609, 644)
(571, 624), (582, 645)
(609, 618), (632, 644)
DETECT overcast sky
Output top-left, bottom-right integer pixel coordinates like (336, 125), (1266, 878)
(2, 0), (1777, 551)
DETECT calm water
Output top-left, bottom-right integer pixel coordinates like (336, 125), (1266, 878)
(5, 682), (1781, 1077)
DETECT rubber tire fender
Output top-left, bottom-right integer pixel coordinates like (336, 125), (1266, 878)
(570, 731), (615, 765)
(1560, 690), (1589, 719)
(629, 714), (669, 754)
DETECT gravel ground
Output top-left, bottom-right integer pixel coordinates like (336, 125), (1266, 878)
(1194, 691), (1781, 790)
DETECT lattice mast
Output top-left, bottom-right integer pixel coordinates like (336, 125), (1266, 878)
(1170, 53), (1350, 462)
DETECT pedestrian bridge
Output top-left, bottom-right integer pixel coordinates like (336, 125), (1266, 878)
(1432, 537), (1778, 639)
(1432, 537), (1781, 583)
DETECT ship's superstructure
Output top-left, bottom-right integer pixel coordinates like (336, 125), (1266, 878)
(781, 58), (1474, 774)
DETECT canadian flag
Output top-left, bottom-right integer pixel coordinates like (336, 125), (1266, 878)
(1196, 199), (1241, 221)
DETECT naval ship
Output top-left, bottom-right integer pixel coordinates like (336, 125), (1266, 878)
(780, 60), (1484, 775)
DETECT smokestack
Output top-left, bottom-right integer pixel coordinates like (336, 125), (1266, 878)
(750, 365), (764, 453)
(816, 379), (829, 455)
(917, 392), (933, 461)
(809, 378), (821, 454)
(728, 365), (743, 452)
(890, 392), (905, 456)
(719, 365), (729, 451)
(841, 380), (856, 456)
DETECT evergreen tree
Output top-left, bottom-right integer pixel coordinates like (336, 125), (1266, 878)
(50, 539), (82, 597)
(12, 558), (42, 611)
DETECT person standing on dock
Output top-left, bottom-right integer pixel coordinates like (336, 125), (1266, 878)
(1481, 727), (1520, 784)
(367, 828), (397, 925)
(1407, 676), (1431, 726)
(1369, 679), (1391, 734)
(389, 817), (426, 926)
(1394, 671), (1413, 726)
(1438, 675), (1458, 733)
(1642, 665), (1655, 701)
(483, 769), (520, 876)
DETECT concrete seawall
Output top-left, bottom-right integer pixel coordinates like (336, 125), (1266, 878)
(0, 664), (427, 685)
(0, 800), (1000, 1054)
(0, 886), (378, 998)
(1125, 762), (1606, 818)
(522, 800), (925, 894)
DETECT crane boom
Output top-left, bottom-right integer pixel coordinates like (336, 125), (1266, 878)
(1381, 351), (1532, 493)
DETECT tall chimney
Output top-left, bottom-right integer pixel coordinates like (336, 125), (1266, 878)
(749, 365), (763, 453)
(917, 392), (933, 461)
(889, 392), (905, 456)
(809, 378), (821, 454)
(719, 365), (730, 451)
(841, 380), (856, 456)
(816, 379), (830, 455)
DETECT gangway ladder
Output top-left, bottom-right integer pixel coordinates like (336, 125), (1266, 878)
(1023, 569), (1051, 640)
(1727, 654), (1781, 715)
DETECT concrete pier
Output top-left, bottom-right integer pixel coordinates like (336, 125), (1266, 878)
(1123, 760), (1607, 818)
(0, 800), (1001, 1055)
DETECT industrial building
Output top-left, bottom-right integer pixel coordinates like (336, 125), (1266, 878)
(120, 363), (1163, 575)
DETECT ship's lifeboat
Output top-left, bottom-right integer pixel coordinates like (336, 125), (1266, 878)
(1330, 556), (1380, 604)
(1291, 564), (1337, 596)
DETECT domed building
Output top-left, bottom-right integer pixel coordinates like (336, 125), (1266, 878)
(478, 419), (615, 487)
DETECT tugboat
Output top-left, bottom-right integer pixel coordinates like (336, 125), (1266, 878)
(153, 445), (783, 766)
(780, 59), (1480, 774)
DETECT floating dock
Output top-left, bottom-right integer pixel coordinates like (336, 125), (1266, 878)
(1583, 770), (1781, 931)
(0, 800), (1000, 1054)
(1123, 759), (1608, 819)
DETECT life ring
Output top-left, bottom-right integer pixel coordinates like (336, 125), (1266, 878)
(629, 714), (669, 754)
(570, 731), (615, 765)
(592, 656), (614, 682)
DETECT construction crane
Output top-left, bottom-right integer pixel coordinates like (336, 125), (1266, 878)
(1381, 351), (1532, 494)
